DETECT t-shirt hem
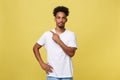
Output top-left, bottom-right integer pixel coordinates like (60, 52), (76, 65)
(47, 75), (73, 78)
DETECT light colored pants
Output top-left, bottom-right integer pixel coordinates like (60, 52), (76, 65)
(47, 76), (73, 80)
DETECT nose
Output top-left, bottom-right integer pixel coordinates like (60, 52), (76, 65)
(59, 18), (64, 23)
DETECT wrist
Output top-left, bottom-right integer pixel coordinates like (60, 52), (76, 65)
(39, 61), (45, 66)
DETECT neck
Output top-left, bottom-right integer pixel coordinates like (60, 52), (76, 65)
(55, 26), (66, 34)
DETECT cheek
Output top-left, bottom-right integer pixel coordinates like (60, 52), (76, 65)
(63, 19), (67, 23)
(54, 19), (58, 23)
(56, 19), (60, 23)
(54, 18), (58, 22)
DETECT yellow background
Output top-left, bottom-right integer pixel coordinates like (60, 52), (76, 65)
(0, 0), (120, 80)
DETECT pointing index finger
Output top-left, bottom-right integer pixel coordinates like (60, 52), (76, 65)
(50, 31), (55, 34)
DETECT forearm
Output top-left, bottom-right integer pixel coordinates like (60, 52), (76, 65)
(33, 43), (53, 73)
(33, 46), (44, 66)
(50, 31), (76, 57)
(58, 39), (76, 57)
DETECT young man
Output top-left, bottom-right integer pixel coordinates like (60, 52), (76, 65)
(33, 6), (77, 80)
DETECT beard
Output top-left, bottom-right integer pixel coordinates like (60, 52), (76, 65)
(57, 23), (65, 29)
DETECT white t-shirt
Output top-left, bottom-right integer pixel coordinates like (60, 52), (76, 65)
(37, 29), (77, 78)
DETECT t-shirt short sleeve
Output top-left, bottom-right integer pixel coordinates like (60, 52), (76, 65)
(37, 32), (47, 46)
(67, 32), (77, 48)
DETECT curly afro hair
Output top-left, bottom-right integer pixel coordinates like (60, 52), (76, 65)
(53, 6), (69, 17)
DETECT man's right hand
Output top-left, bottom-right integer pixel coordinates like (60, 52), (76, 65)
(40, 63), (53, 74)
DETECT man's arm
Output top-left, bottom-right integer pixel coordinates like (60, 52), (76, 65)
(57, 40), (77, 57)
(50, 31), (77, 57)
(33, 43), (53, 73)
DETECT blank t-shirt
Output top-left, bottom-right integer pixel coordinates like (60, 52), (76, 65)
(37, 29), (77, 78)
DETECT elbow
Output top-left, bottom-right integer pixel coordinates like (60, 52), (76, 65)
(67, 47), (77, 57)
(33, 44), (38, 53)
(33, 45), (39, 57)
(68, 49), (76, 57)
(33, 45), (36, 53)
(67, 50), (75, 57)
(33, 45), (36, 51)
(69, 53), (75, 57)
(33, 43), (41, 53)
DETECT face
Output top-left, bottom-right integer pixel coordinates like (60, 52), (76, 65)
(55, 12), (67, 29)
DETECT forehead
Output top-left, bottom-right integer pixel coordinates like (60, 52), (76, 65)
(56, 12), (66, 17)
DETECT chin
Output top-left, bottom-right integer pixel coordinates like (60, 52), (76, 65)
(58, 26), (64, 29)
(58, 24), (65, 28)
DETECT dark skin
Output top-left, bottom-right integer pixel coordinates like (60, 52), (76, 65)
(33, 11), (77, 74)
(33, 44), (53, 74)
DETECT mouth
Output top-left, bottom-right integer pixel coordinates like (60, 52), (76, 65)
(58, 23), (64, 25)
(58, 23), (65, 28)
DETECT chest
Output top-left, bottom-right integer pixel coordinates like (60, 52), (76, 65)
(46, 34), (71, 46)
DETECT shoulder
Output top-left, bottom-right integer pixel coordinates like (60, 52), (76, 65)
(65, 29), (75, 36)
(42, 30), (51, 36)
(40, 29), (54, 38)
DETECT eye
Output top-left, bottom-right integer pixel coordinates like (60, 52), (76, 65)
(63, 17), (66, 19)
(56, 16), (60, 19)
